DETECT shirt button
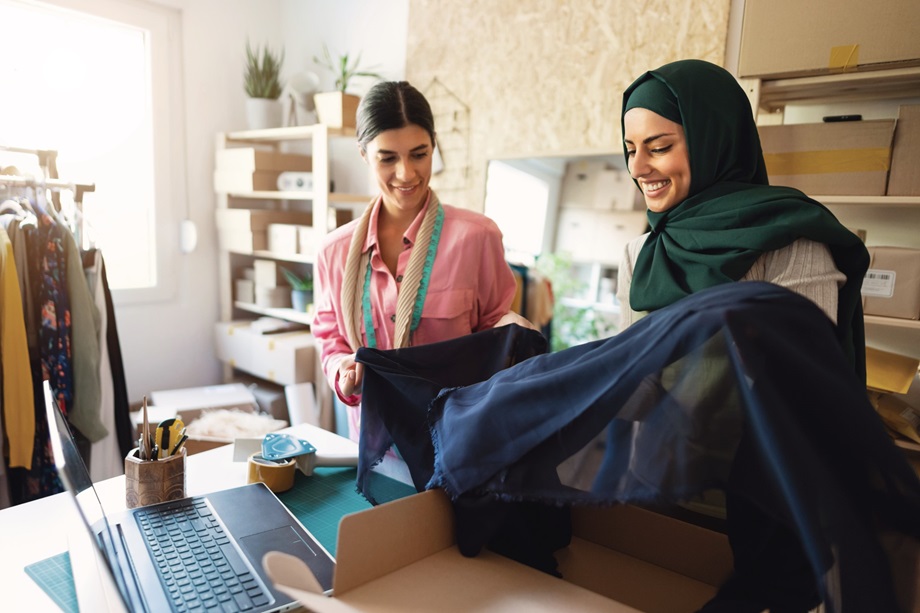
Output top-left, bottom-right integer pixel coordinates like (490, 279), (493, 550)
(396, 275), (403, 282)
(390, 314), (396, 322)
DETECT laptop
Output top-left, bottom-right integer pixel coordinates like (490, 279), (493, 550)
(43, 380), (334, 612)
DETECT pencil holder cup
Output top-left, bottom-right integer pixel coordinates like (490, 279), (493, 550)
(125, 448), (187, 509)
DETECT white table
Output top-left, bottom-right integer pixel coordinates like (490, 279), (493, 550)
(1, 423), (358, 610)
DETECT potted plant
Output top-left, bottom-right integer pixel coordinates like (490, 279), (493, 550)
(244, 39), (285, 130)
(312, 43), (383, 129)
(282, 267), (313, 313)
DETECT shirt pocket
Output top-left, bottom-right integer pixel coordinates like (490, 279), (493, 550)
(413, 288), (474, 345)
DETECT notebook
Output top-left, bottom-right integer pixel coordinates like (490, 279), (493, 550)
(43, 380), (335, 612)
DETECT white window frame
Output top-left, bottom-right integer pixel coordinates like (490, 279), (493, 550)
(11, 0), (187, 304)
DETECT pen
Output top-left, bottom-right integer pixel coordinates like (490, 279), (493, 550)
(170, 434), (189, 456)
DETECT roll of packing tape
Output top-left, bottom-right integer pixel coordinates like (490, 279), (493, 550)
(247, 452), (296, 493)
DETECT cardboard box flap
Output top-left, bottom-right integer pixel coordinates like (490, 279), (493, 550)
(263, 551), (359, 612)
(334, 489), (455, 594)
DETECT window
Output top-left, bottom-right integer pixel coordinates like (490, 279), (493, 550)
(0, 0), (184, 300)
(483, 160), (551, 267)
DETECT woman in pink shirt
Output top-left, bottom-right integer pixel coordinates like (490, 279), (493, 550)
(311, 81), (532, 442)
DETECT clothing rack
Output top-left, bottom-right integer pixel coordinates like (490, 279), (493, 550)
(0, 174), (95, 204)
(1, 144), (96, 243)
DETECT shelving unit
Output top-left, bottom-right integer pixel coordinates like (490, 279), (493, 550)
(744, 69), (920, 361)
(214, 124), (371, 430)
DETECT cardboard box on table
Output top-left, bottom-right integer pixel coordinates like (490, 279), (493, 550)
(758, 120), (896, 196)
(738, 0), (920, 78)
(140, 383), (265, 455)
(264, 489), (733, 612)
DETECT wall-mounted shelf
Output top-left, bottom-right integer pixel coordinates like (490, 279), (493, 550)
(748, 65), (920, 113)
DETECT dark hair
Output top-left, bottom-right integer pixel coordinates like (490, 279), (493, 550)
(355, 81), (436, 153)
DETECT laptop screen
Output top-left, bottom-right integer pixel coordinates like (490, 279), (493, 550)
(43, 380), (134, 610)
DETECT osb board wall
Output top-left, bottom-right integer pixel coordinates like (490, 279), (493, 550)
(406, 0), (731, 212)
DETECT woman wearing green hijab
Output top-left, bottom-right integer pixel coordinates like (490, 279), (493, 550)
(617, 59), (873, 612)
(617, 59), (869, 381)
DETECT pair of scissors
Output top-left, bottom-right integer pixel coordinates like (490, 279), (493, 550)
(155, 418), (185, 460)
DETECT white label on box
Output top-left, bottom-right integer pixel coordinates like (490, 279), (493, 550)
(861, 269), (896, 298)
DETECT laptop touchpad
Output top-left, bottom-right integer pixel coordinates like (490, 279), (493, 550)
(239, 525), (334, 591)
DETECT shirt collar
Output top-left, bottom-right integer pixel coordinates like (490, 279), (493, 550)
(363, 191), (433, 254)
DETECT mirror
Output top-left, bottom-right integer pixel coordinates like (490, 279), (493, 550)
(484, 154), (648, 350)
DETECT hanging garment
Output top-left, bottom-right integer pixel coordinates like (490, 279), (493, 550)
(85, 250), (121, 480)
(0, 226), (35, 469)
(356, 282), (920, 613)
(13, 204), (71, 502)
(95, 249), (133, 459)
(61, 225), (106, 443)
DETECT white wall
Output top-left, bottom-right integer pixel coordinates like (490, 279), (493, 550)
(278, 0), (409, 194)
(115, 0), (282, 401)
(115, 0), (408, 401)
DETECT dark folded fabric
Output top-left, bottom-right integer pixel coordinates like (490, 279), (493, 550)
(356, 324), (547, 504)
(357, 282), (920, 612)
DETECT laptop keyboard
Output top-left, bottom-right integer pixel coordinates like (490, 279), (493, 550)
(136, 499), (271, 612)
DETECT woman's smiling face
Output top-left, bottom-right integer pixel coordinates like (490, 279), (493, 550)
(362, 123), (433, 214)
(623, 107), (691, 213)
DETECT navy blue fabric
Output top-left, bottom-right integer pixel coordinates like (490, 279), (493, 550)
(357, 282), (920, 612)
(355, 324), (547, 505)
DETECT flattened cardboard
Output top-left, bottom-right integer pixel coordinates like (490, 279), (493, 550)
(862, 247), (920, 319)
(888, 105), (920, 196)
(265, 489), (732, 612)
(758, 120), (896, 196)
(738, 0), (920, 78)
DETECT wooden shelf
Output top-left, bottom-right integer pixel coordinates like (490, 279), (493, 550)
(226, 190), (372, 203)
(233, 301), (314, 326)
(224, 124), (355, 142)
(864, 316), (920, 331)
(216, 123), (350, 432)
(815, 195), (920, 208)
(228, 250), (314, 264)
(755, 65), (920, 112)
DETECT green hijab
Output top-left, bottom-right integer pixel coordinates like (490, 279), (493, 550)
(621, 59), (869, 380)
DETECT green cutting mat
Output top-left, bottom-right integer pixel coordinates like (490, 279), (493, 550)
(24, 551), (78, 613)
(278, 466), (416, 556)
(26, 466), (416, 608)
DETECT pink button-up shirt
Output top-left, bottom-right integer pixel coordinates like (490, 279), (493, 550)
(312, 195), (516, 409)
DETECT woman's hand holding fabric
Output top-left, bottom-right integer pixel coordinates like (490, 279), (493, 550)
(338, 354), (365, 398)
